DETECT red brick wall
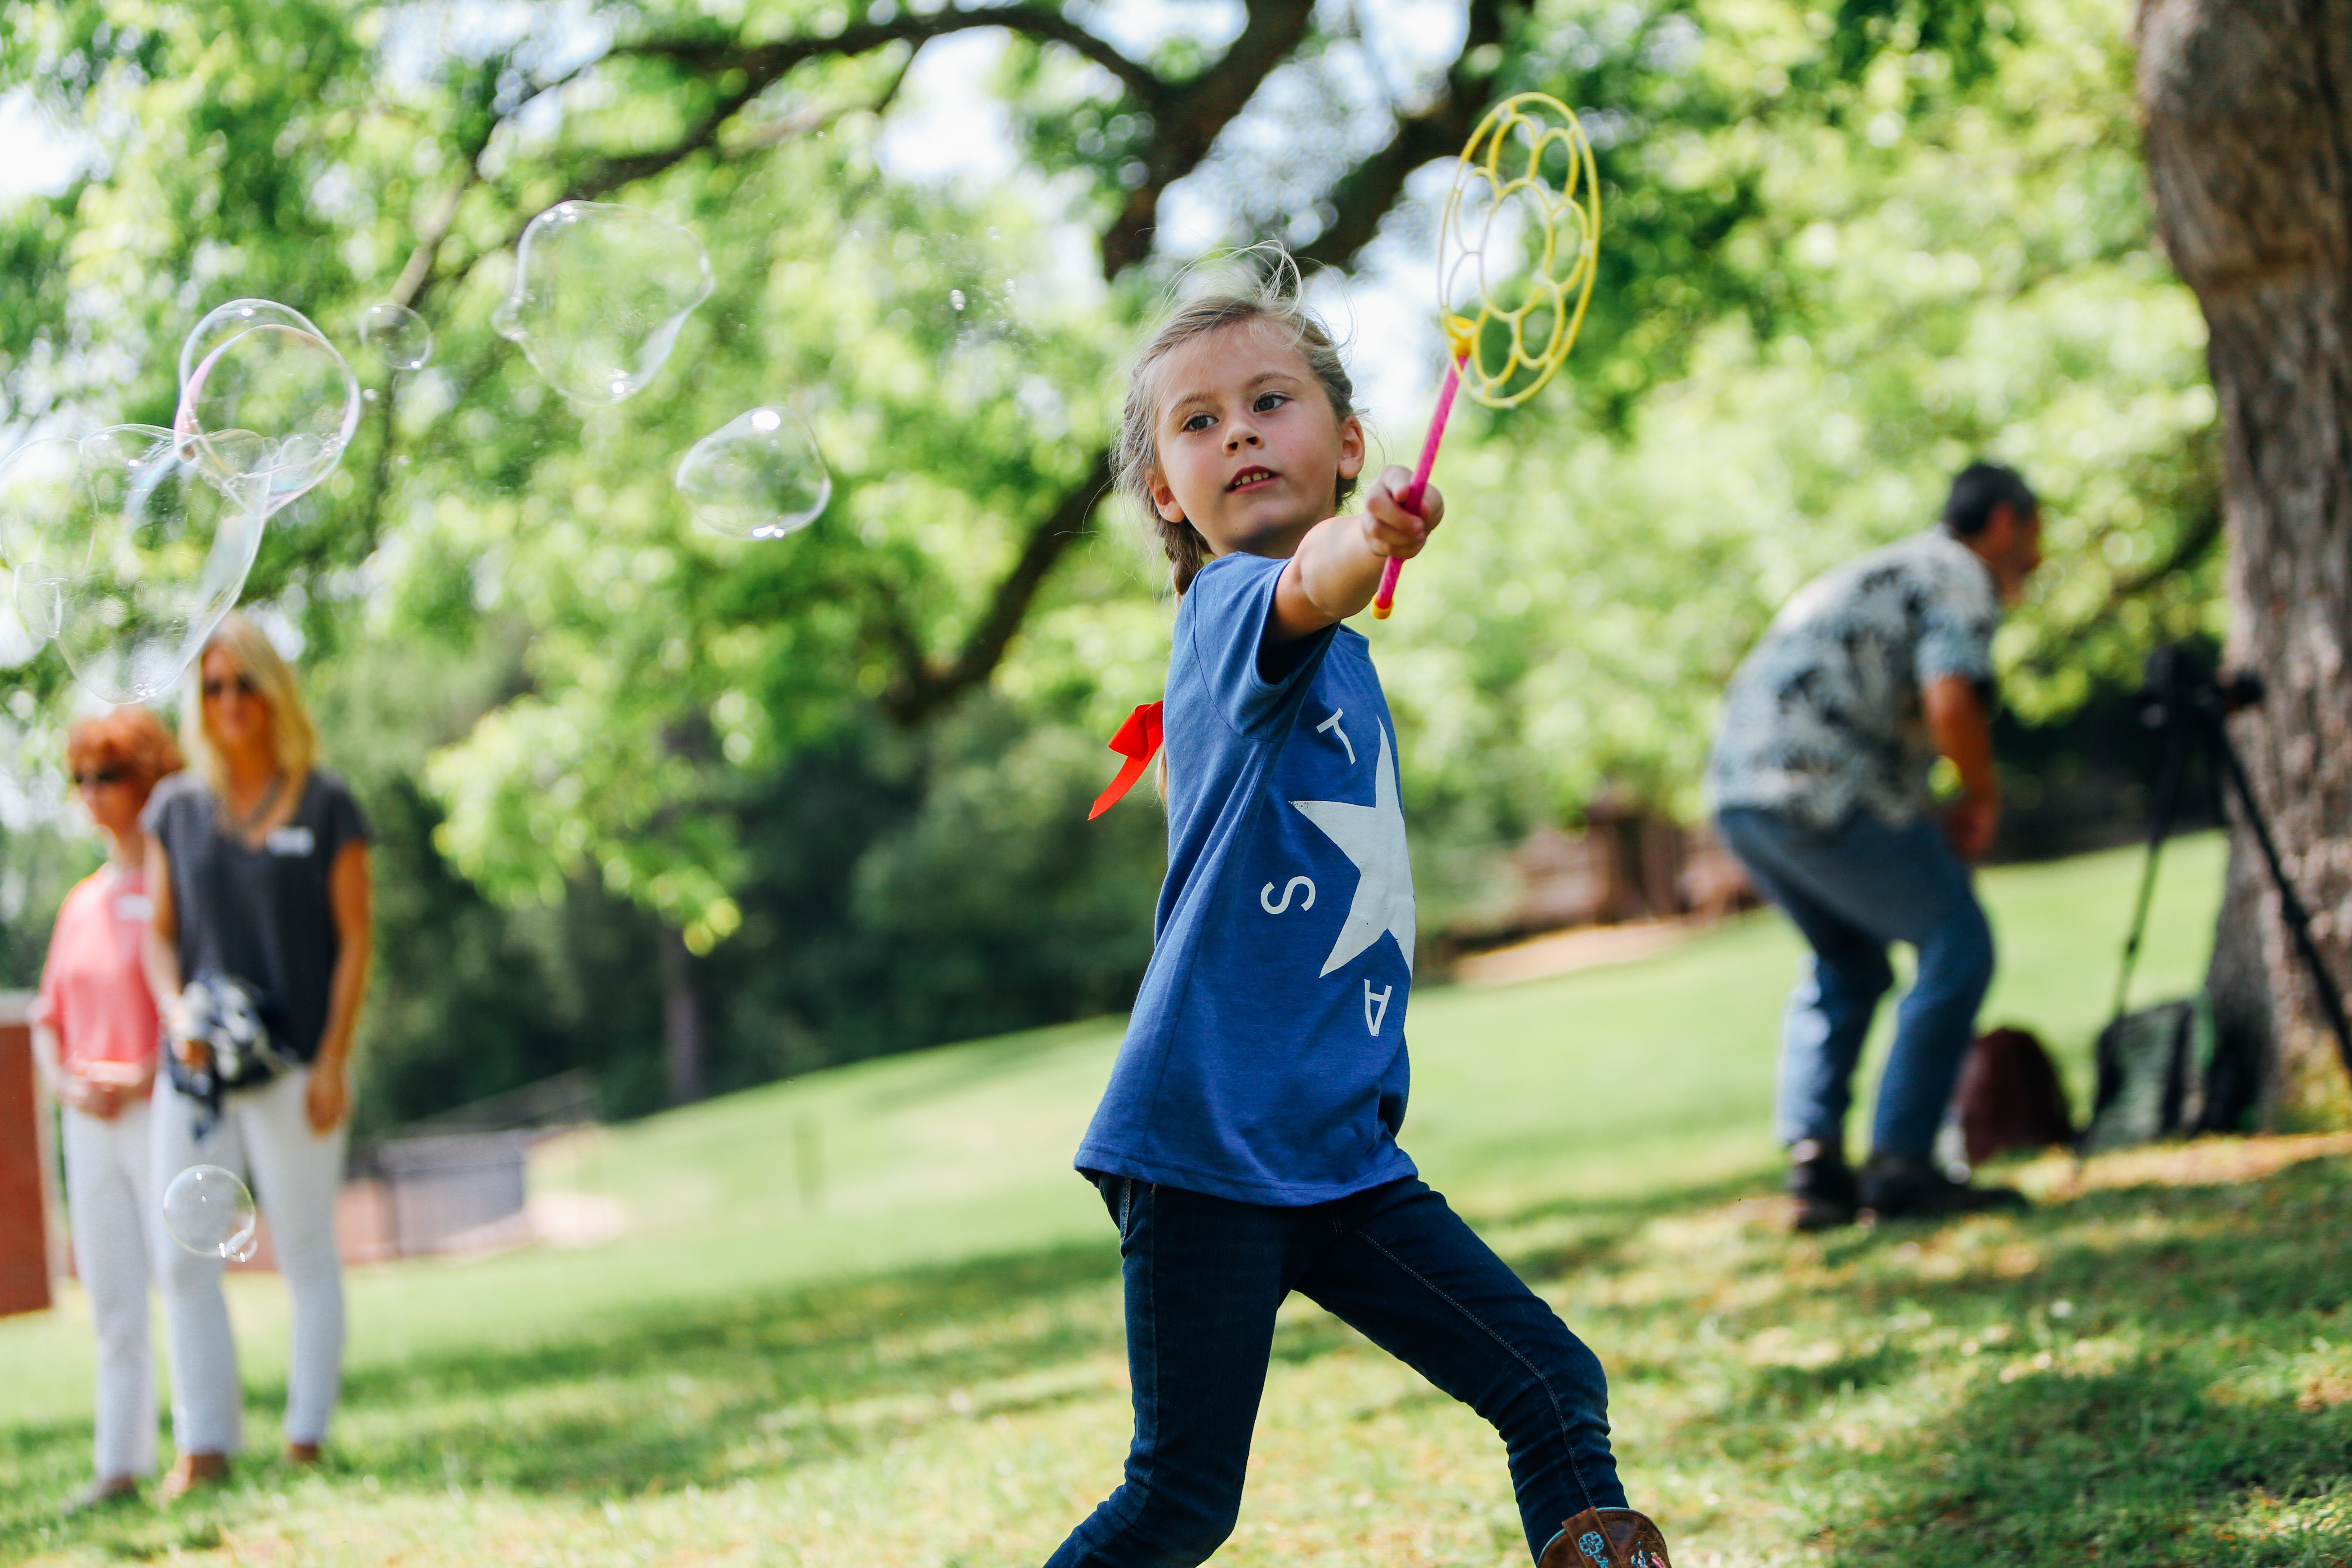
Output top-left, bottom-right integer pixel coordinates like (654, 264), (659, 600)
(0, 1001), (53, 1317)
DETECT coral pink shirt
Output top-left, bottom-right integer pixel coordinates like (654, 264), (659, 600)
(32, 866), (160, 1078)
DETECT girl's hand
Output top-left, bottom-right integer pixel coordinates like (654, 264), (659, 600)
(170, 1027), (211, 1072)
(55, 1073), (119, 1118)
(1361, 465), (1444, 561)
(305, 1059), (349, 1134)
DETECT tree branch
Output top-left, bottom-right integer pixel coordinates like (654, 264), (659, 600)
(1100, 0), (1319, 275)
(882, 447), (1115, 724)
(737, 51), (915, 151)
(1295, 0), (1508, 271)
(621, 6), (1162, 106)
(567, 76), (778, 202)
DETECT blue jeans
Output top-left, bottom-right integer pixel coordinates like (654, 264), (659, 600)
(1716, 806), (1996, 1160)
(1045, 1176), (1624, 1566)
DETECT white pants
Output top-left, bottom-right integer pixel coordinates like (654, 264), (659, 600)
(152, 1068), (347, 1453)
(60, 1098), (156, 1480)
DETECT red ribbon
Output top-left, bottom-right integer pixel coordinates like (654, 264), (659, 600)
(1088, 701), (1164, 820)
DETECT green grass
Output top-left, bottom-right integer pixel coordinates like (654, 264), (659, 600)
(5, 834), (2348, 1566)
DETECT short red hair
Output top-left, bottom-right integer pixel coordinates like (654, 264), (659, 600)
(65, 706), (184, 811)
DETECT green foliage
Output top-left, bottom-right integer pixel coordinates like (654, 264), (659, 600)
(1360, 0), (2219, 835)
(0, 0), (2223, 1113)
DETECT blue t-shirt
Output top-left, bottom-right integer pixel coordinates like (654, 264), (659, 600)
(1075, 551), (1419, 1205)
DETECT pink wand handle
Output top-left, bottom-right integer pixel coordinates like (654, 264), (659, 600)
(1372, 355), (1464, 620)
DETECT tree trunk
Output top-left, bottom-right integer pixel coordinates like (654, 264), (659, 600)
(2198, 829), (2276, 1130)
(659, 927), (709, 1107)
(2138, 0), (2352, 1127)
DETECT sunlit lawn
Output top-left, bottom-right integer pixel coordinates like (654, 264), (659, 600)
(6, 834), (2349, 1566)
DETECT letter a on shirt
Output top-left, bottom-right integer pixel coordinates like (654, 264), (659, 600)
(1076, 552), (1419, 1206)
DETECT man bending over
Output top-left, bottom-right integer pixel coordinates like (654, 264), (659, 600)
(1708, 462), (2044, 1229)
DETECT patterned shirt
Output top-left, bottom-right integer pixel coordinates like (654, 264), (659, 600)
(1707, 529), (2001, 830)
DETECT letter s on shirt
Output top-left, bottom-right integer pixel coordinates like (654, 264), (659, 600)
(1261, 876), (1316, 915)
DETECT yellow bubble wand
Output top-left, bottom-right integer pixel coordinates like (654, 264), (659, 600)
(1373, 92), (1602, 619)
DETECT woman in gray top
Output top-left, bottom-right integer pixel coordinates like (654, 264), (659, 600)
(143, 611), (372, 1500)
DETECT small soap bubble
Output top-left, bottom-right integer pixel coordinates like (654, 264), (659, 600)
(50, 425), (266, 705)
(674, 406), (831, 541)
(356, 301), (434, 370)
(163, 1164), (258, 1261)
(0, 436), (84, 667)
(175, 305), (360, 516)
(492, 201), (714, 406)
(916, 237), (1038, 420)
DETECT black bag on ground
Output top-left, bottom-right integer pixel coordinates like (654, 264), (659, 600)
(2080, 996), (2212, 1154)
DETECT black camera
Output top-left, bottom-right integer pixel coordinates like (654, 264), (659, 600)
(2136, 644), (2263, 731)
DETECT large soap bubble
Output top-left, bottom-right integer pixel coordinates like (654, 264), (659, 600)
(49, 425), (266, 704)
(175, 312), (360, 517)
(177, 299), (320, 391)
(674, 407), (832, 540)
(492, 202), (714, 406)
(357, 301), (434, 370)
(0, 436), (83, 667)
(163, 1164), (258, 1261)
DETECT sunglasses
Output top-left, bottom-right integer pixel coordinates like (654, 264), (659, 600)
(71, 767), (127, 788)
(201, 673), (261, 702)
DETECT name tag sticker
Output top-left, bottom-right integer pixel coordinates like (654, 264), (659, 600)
(115, 893), (153, 924)
(265, 825), (316, 857)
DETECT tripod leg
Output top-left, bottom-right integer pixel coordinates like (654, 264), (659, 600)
(2113, 709), (2195, 1021)
(2210, 718), (2352, 1084)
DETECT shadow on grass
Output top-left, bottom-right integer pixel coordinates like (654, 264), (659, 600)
(1826, 1356), (2352, 1566)
(1808, 1156), (2352, 1567)
(5, 1151), (2348, 1565)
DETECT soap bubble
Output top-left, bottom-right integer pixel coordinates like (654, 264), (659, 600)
(492, 201), (713, 406)
(906, 235), (1040, 423)
(920, 234), (1031, 353)
(174, 305), (360, 516)
(163, 1164), (258, 1261)
(177, 299), (319, 392)
(0, 703), (62, 810)
(49, 425), (266, 704)
(675, 407), (831, 541)
(357, 301), (434, 370)
(0, 436), (84, 666)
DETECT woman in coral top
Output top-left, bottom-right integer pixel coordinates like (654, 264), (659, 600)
(30, 706), (184, 1510)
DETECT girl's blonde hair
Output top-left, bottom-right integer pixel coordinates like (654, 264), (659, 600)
(181, 610), (318, 799)
(1116, 248), (1359, 595)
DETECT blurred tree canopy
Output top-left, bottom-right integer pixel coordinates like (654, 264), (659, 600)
(0, 0), (2219, 1120)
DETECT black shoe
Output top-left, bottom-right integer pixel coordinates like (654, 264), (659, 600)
(1787, 1138), (1858, 1231)
(1859, 1152), (2029, 1221)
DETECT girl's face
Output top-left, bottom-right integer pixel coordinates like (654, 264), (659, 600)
(71, 759), (145, 837)
(199, 646), (274, 760)
(1147, 321), (1364, 561)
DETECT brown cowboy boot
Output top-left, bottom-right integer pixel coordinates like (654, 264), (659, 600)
(1538, 1507), (1675, 1568)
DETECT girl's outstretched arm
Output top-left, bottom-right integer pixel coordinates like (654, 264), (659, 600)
(1270, 465), (1444, 644)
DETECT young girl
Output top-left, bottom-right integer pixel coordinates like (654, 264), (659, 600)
(1055, 264), (1674, 1568)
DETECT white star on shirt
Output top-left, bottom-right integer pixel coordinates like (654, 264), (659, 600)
(1290, 722), (1416, 976)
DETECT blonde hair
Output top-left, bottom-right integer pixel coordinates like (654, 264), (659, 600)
(180, 611), (317, 799)
(1116, 248), (1359, 595)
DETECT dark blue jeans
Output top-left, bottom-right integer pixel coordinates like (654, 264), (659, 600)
(1044, 1175), (1624, 1566)
(1716, 806), (1997, 1159)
